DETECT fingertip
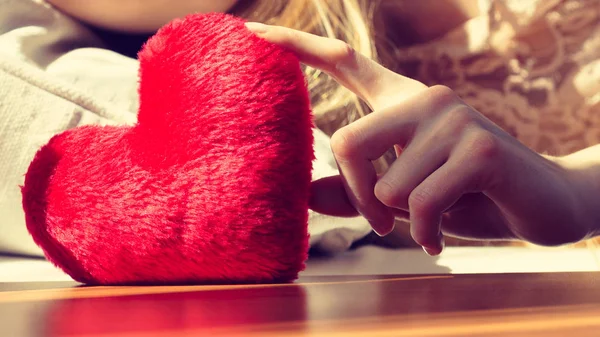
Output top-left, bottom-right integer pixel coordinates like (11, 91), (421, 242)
(244, 22), (268, 34)
(422, 246), (441, 256)
(370, 209), (396, 237)
(372, 224), (394, 237)
(411, 216), (444, 256)
(421, 234), (445, 256)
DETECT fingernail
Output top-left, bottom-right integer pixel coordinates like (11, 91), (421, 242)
(422, 246), (439, 256)
(373, 222), (395, 237)
(245, 22), (268, 34)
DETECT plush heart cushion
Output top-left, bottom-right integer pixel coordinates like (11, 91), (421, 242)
(21, 13), (314, 285)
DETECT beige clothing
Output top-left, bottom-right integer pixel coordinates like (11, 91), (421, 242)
(395, 0), (600, 156)
(1, 0), (598, 256)
(376, 0), (600, 248)
(0, 0), (370, 256)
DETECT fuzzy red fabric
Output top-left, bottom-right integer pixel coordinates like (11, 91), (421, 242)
(21, 13), (314, 285)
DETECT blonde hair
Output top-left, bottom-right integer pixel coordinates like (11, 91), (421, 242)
(234, 1), (600, 254)
(232, 0), (399, 174)
(231, 0), (381, 136)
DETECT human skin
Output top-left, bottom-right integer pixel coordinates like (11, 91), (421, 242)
(245, 22), (600, 255)
(45, 0), (240, 32)
(44, 0), (600, 254)
(44, 0), (480, 40)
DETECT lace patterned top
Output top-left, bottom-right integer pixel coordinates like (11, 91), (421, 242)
(367, 0), (600, 249)
(394, 0), (600, 157)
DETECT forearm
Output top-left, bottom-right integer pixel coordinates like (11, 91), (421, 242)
(553, 144), (600, 237)
(46, 0), (239, 33)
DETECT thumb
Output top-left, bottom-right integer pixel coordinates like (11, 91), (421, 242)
(309, 176), (360, 217)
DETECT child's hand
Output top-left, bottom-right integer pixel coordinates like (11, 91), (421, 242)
(246, 22), (598, 255)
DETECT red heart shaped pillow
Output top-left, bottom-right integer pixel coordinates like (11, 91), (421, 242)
(21, 13), (314, 285)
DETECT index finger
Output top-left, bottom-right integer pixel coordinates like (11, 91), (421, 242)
(245, 22), (427, 110)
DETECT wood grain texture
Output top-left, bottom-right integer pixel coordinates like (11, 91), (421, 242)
(1, 273), (600, 336)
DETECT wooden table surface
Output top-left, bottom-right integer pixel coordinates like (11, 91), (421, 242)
(1, 272), (600, 336)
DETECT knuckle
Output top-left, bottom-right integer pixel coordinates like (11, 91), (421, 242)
(468, 130), (500, 161)
(408, 188), (434, 216)
(330, 126), (362, 161)
(443, 105), (475, 133)
(331, 39), (356, 63)
(426, 85), (460, 110)
(374, 179), (409, 208)
(373, 180), (394, 205)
